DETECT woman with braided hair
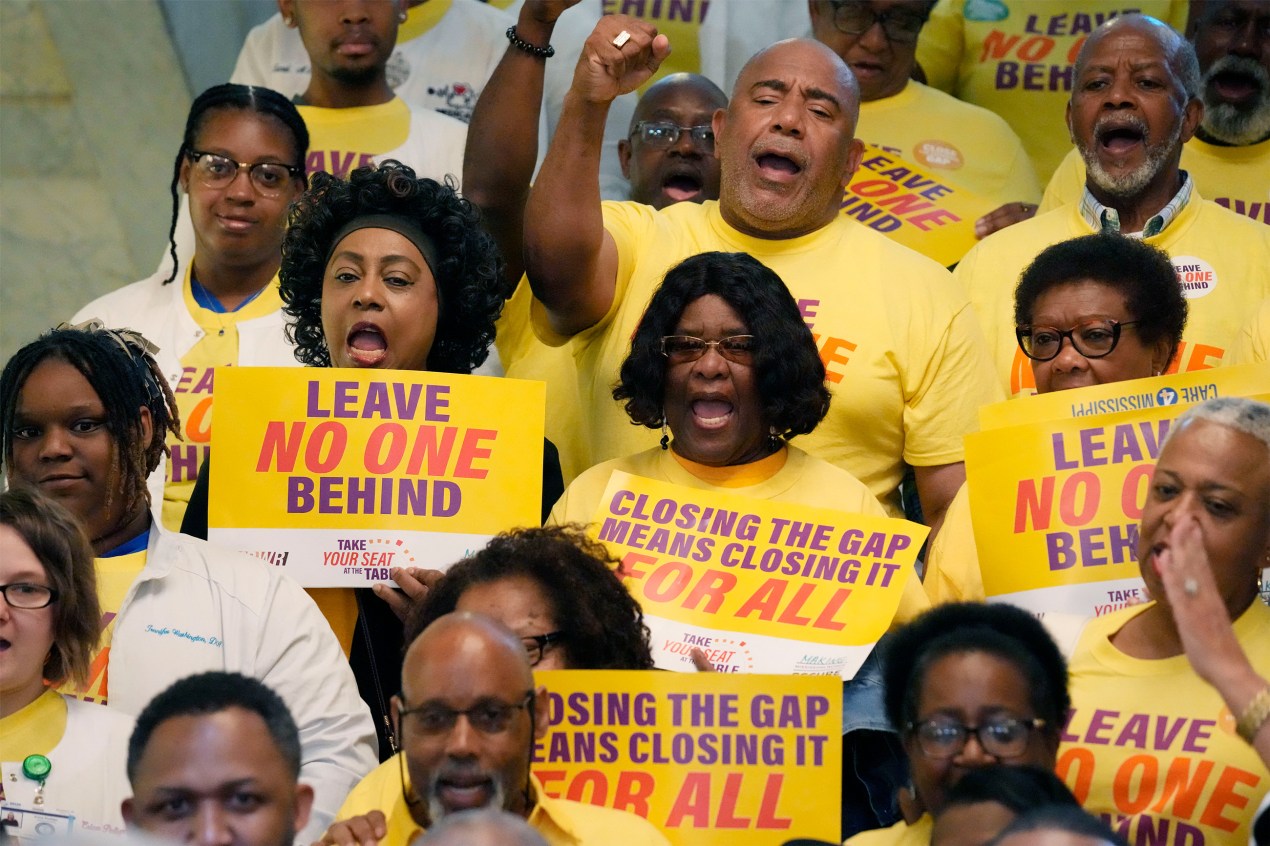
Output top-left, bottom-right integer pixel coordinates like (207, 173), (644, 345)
(0, 323), (376, 840)
(71, 83), (309, 531)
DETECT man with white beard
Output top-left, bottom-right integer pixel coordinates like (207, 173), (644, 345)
(1041, 0), (1270, 224)
(953, 14), (1270, 398)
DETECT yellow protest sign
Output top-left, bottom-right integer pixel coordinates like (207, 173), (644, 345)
(533, 670), (842, 846)
(842, 143), (997, 267)
(208, 367), (544, 586)
(588, 471), (926, 677)
(979, 364), (1270, 430)
(965, 367), (1270, 617)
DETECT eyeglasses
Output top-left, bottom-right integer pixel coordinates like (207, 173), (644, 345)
(1015, 319), (1140, 362)
(829, 1), (927, 43)
(631, 121), (716, 152)
(906, 717), (1047, 759)
(661, 335), (756, 364)
(185, 150), (305, 198)
(522, 632), (566, 667)
(0, 583), (58, 610)
(399, 691), (534, 735)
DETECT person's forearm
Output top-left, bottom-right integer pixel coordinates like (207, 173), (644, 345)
(463, 10), (556, 287)
(524, 87), (611, 332)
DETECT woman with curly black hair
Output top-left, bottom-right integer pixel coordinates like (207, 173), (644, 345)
(551, 252), (904, 550)
(181, 162), (561, 759)
(405, 524), (654, 671)
(279, 160), (505, 375)
(548, 252), (929, 839)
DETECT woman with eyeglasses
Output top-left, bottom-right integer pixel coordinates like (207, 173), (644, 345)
(1059, 398), (1270, 844)
(846, 602), (1070, 845)
(0, 487), (133, 836)
(71, 83), (308, 532)
(924, 233), (1189, 605)
(548, 250), (928, 837)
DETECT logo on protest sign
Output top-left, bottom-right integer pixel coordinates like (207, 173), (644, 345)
(588, 472), (926, 678)
(967, 366), (1270, 616)
(532, 670), (842, 846)
(208, 368), (544, 586)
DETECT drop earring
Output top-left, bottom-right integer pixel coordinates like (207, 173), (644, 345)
(660, 410), (670, 450)
(398, 10), (408, 22)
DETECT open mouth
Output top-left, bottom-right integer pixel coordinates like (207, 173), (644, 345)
(1210, 70), (1262, 104)
(1096, 122), (1146, 156)
(346, 324), (388, 367)
(691, 398), (734, 429)
(662, 171), (704, 203)
(435, 776), (496, 812)
(756, 152), (802, 179)
(0, 638), (11, 652)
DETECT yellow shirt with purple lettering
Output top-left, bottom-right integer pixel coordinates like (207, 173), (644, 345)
(60, 550), (145, 706)
(162, 268), (284, 530)
(1060, 601), (1270, 844)
(915, 0), (1189, 181)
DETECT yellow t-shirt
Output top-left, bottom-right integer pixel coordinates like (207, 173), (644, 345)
(1040, 137), (1270, 225)
(1060, 601), (1270, 844)
(1228, 298), (1270, 366)
(162, 267), (284, 530)
(953, 193), (1270, 397)
(857, 81), (1040, 212)
(0, 689), (67, 760)
(495, 278), (589, 483)
(541, 200), (1002, 517)
(337, 764), (671, 846)
(299, 98), (413, 178)
(915, 0), (1189, 182)
(60, 550), (146, 706)
(920, 482), (985, 606)
(549, 444), (929, 625)
(845, 814), (932, 845)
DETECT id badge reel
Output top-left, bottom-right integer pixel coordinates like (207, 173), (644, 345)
(0, 756), (75, 840)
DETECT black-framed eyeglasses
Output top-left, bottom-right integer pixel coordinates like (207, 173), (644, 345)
(829, 0), (927, 43)
(661, 335), (756, 364)
(522, 632), (566, 667)
(0, 583), (58, 610)
(1016, 319), (1140, 362)
(398, 690), (535, 735)
(185, 150), (305, 197)
(631, 121), (716, 152)
(906, 717), (1047, 759)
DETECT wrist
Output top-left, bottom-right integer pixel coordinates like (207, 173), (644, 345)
(506, 25), (555, 59)
(517, 7), (558, 41)
(1236, 683), (1270, 745)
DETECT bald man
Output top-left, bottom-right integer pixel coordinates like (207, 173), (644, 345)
(525, 19), (1000, 542)
(954, 13), (1270, 398)
(617, 73), (727, 209)
(321, 613), (668, 846)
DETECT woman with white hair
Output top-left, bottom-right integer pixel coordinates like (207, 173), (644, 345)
(1060, 397), (1270, 844)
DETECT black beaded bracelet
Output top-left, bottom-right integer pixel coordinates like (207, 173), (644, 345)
(506, 25), (555, 59)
